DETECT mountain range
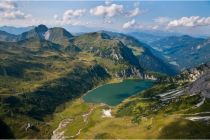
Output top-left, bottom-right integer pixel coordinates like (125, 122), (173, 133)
(0, 26), (34, 35)
(150, 35), (210, 70)
(0, 25), (179, 75)
(0, 24), (209, 139)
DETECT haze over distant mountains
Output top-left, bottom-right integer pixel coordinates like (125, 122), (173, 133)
(0, 26), (35, 35)
(150, 35), (210, 70)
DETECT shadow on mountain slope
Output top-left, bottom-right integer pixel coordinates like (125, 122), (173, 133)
(0, 119), (15, 139)
(158, 118), (210, 139)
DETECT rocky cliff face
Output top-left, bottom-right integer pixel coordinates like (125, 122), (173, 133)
(178, 62), (210, 82)
(114, 66), (157, 80)
(187, 62), (210, 98)
(159, 62), (210, 84)
(114, 66), (143, 78)
(188, 71), (210, 98)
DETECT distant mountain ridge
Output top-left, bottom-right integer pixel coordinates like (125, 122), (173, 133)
(127, 32), (163, 44)
(150, 35), (210, 70)
(0, 26), (34, 35)
(0, 30), (17, 42)
(151, 35), (205, 52)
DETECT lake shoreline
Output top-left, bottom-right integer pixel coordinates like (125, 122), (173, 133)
(81, 77), (152, 100)
(82, 78), (155, 106)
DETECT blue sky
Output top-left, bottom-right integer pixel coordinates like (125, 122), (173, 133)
(0, 0), (210, 35)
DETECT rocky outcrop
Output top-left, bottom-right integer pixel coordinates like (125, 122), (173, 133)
(160, 62), (210, 83)
(188, 71), (210, 98)
(178, 62), (210, 82)
(114, 67), (157, 80)
(114, 66), (143, 78)
(144, 73), (157, 80)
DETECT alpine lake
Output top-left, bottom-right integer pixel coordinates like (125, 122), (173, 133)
(83, 79), (155, 106)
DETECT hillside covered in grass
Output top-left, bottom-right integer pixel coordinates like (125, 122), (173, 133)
(28, 62), (209, 139)
(0, 24), (208, 139)
(0, 24), (176, 138)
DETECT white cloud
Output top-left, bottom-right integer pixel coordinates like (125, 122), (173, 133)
(53, 14), (58, 20)
(152, 25), (159, 30)
(90, 4), (123, 17)
(123, 19), (136, 29)
(128, 8), (140, 17)
(2, 10), (30, 20)
(168, 16), (210, 27)
(63, 9), (86, 21)
(105, 0), (112, 5)
(0, 1), (30, 20)
(0, 1), (17, 11)
(133, 2), (140, 7)
(104, 19), (112, 24)
(52, 9), (86, 26)
(154, 17), (171, 24)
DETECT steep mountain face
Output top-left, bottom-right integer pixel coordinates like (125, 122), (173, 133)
(188, 70), (210, 98)
(160, 62), (210, 83)
(98, 31), (179, 75)
(150, 35), (210, 70)
(45, 27), (73, 46)
(0, 30), (17, 42)
(73, 32), (138, 64)
(161, 62), (210, 97)
(17, 25), (74, 47)
(138, 47), (179, 75)
(17, 25), (48, 41)
(73, 32), (144, 78)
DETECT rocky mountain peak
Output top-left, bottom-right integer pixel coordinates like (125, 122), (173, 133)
(35, 24), (48, 33)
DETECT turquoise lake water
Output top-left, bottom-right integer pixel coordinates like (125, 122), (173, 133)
(83, 79), (155, 106)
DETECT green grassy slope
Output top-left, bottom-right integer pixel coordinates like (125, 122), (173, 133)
(1, 25), (205, 139)
(51, 63), (210, 139)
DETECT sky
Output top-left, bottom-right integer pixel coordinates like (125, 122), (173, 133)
(0, 0), (210, 36)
